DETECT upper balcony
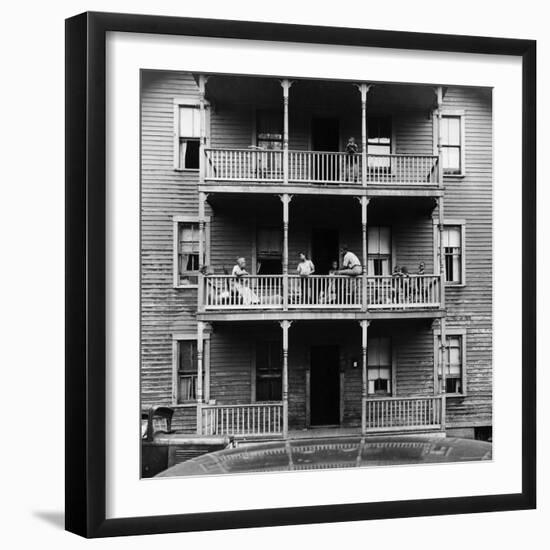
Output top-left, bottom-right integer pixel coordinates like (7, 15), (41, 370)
(204, 148), (440, 193)
(195, 74), (446, 198)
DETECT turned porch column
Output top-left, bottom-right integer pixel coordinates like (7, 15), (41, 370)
(435, 85), (444, 188)
(360, 197), (370, 311)
(280, 320), (292, 438)
(197, 191), (207, 312)
(357, 83), (371, 188)
(281, 79), (292, 185)
(280, 193), (293, 310)
(437, 193), (447, 431)
(360, 320), (370, 435)
(196, 321), (205, 434)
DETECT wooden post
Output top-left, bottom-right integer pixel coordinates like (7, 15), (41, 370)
(281, 79), (292, 185)
(197, 191), (206, 312)
(196, 321), (205, 434)
(439, 317), (447, 431)
(438, 197), (446, 310)
(360, 320), (370, 435)
(357, 83), (370, 188)
(280, 194), (292, 310)
(198, 74), (207, 186)
(359, 197), (370, 311)
(435, 86), (444, 187)
(280, 320), (292, 438)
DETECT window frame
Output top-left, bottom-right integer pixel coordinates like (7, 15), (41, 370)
(171, 332), (211, 405)
(433, 329), (467, 397)
(173, 215), (211, 289)
(367, 335), (395, 397)
(434, 109), (466, 178)
(433, 218), (466, 287)
(252, 340), (283, 403)
(367, 226), (392, 276)
(173, 98), (210, 172)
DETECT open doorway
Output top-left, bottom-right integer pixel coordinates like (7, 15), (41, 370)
(311, 228), (339, 275)
(310, 345), (340, 426)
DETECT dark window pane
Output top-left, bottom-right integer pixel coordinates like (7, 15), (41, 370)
(184, 139), (200, 169)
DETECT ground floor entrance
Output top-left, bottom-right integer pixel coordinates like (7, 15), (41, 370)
(310, 345), (340, 426)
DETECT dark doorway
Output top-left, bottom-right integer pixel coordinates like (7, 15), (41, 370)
(312, 117), (340, 152)
(312, 228), (339, 275)
(312, 117), (340, 182)
(310, 345), (340, 426)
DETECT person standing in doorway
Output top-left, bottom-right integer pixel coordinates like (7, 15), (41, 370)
(296, 252), (315, 304)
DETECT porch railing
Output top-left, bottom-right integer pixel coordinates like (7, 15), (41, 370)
(204, 148), (439, 186)
(363, 396), (443, 433)
(203, 274), (441, 310)
(366, 275), (441, 309)
(201, 403), (283, 437)
(204, 148), (283, 182)
(288, 275), (362, 308)
(204, 275), (283, 309)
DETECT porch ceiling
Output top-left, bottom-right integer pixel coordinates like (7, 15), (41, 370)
(200, 72), (443, 112)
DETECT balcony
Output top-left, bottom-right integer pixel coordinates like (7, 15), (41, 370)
(201, 274), (441, 314)
(204, 148), (440, 188)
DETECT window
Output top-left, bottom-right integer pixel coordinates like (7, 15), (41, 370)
(367, 336), (392, 395)
(176, 105), (201, 169)
(256, 342), (282, 402)
(437, 334), (465, 395)
(177, 340), (199, 403)
(441, 115), (463, 175)
(256, 110), (283, 151)
(368, 227), (391, 276)
(436, 225), (464, 284)
(367, 116), (391, 169)
(175, 221), (207, 286)
(256, 226), (282, 275)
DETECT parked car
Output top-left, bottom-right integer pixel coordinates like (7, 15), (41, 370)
(156, 435), (492, 477)
(141, 406), (233, 478)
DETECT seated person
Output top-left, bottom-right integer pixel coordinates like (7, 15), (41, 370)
(338, 245), (362, 276)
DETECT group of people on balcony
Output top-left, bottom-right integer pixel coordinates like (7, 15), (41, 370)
(203, 248), (430, 307)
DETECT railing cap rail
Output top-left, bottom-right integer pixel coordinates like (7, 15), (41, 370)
(205, 147), (438, 159)
(363, 395), (442, 402)
(201, 402), (283, 409)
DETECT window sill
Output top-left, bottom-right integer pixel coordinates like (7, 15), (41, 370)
(445, 283), (466, 288)
(443, 173), (466, 179)
(174, 284), (199, 290)
(445, 393), (467, 399)
(174, 168), (200, 173)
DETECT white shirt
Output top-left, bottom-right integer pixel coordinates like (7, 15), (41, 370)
(343, 251), (361, 269)
(232, 265), (248, 277)
(297, 259), (315, 276)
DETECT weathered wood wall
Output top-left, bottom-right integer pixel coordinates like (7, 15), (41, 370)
(437, 87), (493, 428)
(140, 70), (492, 432)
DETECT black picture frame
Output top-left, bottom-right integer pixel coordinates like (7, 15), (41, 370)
(65, 11), (536, 538)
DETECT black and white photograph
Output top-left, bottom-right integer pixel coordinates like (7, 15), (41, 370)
(140, 71), (494, 478)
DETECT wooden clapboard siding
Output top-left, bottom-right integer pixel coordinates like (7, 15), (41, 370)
(439, 87), (493, 427)
(210, 105), (253, 149)
(392, 323), (435, 396)
(208, 324), (256, 404)
(140, 70), (493, 433)
(141, 71), (206, 407)
(393, 215), (435, 273)
(394, 112), (434, 155)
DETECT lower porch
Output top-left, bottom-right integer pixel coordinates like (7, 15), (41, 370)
(178, 319), (449, 440)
